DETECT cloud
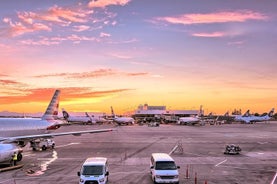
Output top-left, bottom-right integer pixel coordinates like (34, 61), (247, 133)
(228, 40), (245, 45)
(0, 87), (132, 105)
(192, 32), (225, 37)
(20, 34), (98, 45)
(2, 1), (126, 38)
(3, 18), (51, 37)
(3, 5), (94, 37)
(73, 25), (90, 32)
(100, 32), (111, 37)
(17, 6), (93, 25)
(127, 72), (148, 76)
(61, 87), (132, 100)
(88, 0), (131, 8)
(34, 69), (149, 79)
(156, 10), (268, 25)
(0, 79), (21, 85)
(110, 53), (133, 59)
(107, 38), (138, 44)
(34, 69), (118, 78)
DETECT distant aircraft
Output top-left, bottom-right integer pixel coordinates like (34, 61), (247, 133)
(234, 108), (274, 123)
(110, 106), (134, 125)
(0, 90), (112, 164)
(177, 116), (200, 125)
(177, 105), (203, 125)
(62, 109), (96, 124)
(62, 109), (108, 124)
(205, 111), (235, 124)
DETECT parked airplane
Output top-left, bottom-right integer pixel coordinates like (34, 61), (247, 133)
(0, 90), (112, 165)
(62, 109), (95, 124)
(177, 116), (200, 125)
(235, 108), (274, 123)
(62, 109), (108, 124)
(204, 111), (235, 124)
(110, 106), (134, 125)
(177, 105), (203, 125)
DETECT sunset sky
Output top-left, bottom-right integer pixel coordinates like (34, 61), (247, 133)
(0, 0), (277, 115)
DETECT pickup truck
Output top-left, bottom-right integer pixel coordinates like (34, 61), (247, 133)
(30, 139), (55, 151)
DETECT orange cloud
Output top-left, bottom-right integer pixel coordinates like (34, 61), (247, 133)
(156, 10), (268, 25)
(0, 87), (132, 105)
(0, 79), (21, 85)
(88, 0), (130, 8)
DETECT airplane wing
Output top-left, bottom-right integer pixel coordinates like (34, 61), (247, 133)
(0, 128), (113, 143)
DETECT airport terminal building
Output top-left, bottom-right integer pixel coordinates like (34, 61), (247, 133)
(133, 104), (200, 121)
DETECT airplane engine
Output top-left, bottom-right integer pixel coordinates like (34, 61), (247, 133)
(0, 144), (23, 163)
(18, 140), (28, 147)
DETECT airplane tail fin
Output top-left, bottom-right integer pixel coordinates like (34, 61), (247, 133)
(268, 108), (275, 117)
(62, 108), (69, 120)
(242, 110), (250, 117)
(198, 105), (203, 117)
(85, 112), (92, 122)
(42, 90), (60, 120)
(111, 106), (116, 118)
(224, 111), (229, 116)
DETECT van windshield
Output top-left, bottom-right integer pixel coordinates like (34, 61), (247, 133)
(82, 165), (103, 175)
(156, 161), (177, 170)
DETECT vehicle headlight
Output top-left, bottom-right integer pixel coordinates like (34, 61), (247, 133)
(99, 178), (104, 182)
(156, 175), (161, 178)
(174, 175), (179, 178)
(79, 179), (84, 183)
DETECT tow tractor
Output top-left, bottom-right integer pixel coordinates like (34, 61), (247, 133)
(148, 122), (160, 127)
(30, 139), (55, 151)
(224, 144), (241, 155)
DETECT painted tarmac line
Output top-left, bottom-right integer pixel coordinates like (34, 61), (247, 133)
(55, 142), (80, 148)
(215, 159), (227, 167)
(270, 171), (277, 184)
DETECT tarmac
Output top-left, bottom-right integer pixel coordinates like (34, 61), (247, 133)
(1, 121), (277, 184)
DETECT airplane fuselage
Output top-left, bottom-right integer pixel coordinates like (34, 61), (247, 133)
(67, 116), (93, 123)
(0, 118), (58, 138)
(114, 117), (134, 124)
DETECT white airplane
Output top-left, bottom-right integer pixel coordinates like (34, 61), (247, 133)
(177, 116), (200, 125)
(62, 109), (96, 124)
(177, 106), (203, 125)
(0, 90), (112, 165)
(235, 108), (274, 123)
(62, 109), (108, 124)
(110, 106), (134, 125)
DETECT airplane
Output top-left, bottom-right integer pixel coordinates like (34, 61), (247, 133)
(234, 108), (274, 123)
(110, 106), (135, 125)
(0, 90), (112, 165)
(204, 111), (235, 124)
(177, 116), (200, 125)
(177, 105), (203, 125)
(62, 109), (96, 124)
(62, 109), (108, 124)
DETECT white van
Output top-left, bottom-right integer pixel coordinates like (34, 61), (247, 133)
(77, 157), (109, 184)
(150, 153), (180, 184)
